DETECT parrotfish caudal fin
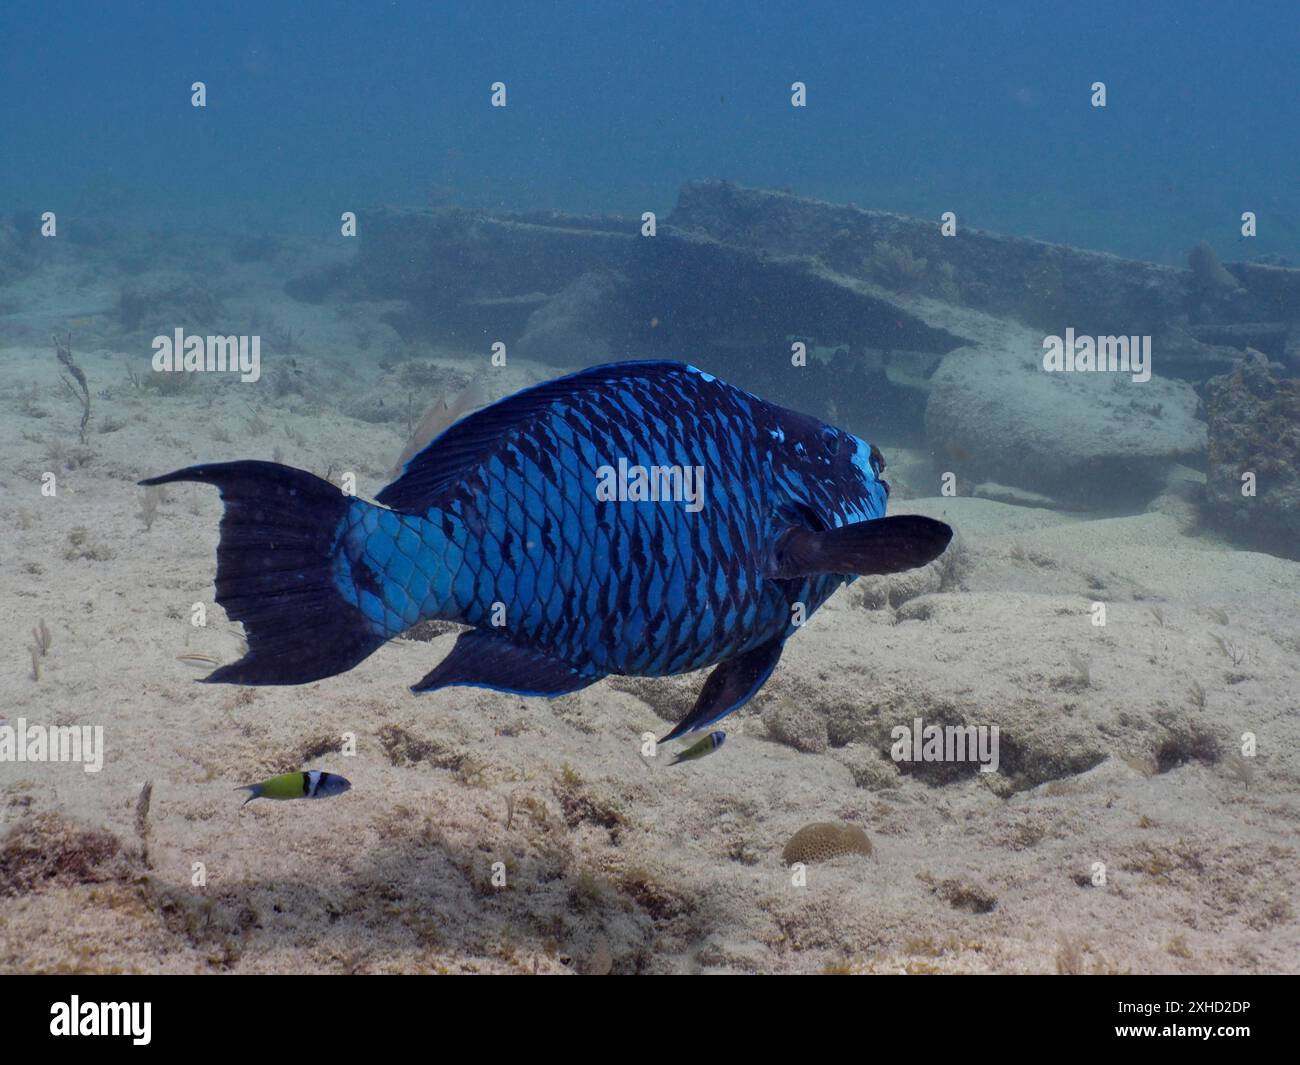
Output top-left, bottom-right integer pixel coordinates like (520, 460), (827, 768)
(139, 461), (386, 685)
(237, 783), (263, 806)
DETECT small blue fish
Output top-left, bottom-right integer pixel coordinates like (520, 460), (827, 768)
(142, 362), (951, 741)
(238, 770), (351, 806)
(670, 730), (726, 765)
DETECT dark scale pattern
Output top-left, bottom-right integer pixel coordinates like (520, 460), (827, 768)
(337, 362), (889, 681)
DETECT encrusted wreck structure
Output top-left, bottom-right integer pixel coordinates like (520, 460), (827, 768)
(308, 181), (1298, 550)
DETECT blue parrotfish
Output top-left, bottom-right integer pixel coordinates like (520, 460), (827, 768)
(141, 361), (952, 741)
(670, 730), (726, 765)
(239, 770), (351, 806)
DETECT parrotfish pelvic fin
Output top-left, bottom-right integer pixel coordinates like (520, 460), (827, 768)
(660, 636), (785, 742)
(771, 514), (953, 580)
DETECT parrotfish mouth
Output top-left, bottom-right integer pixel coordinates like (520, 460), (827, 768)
(141, 360), (954, 743)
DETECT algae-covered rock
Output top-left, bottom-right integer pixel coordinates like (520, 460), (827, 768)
(1188, 240), (1246, 300)
(926, 324), (1206, 506)
(118, 270), (226, 336)
(515, 269), (630, 367)
(0, 814), (125, 896)
(1202, 351), (1300, 559)
(762, 702), (829, 754)
(782, 822), (873, 865)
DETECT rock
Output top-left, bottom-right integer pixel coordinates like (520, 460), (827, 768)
(782, 822), (872, 864)
(515, 270), (630, 366)
(356, 205), (639, 347)
(1156, 325), (1247, 381)
(1227, 261), (1300, 322)
(1187, 321), (1287, 348)
(1188, 241), (1246, 299)
(1202, 351), (1300, 559)
(762, 701), (829, 754)
(284, 259), (355, 303)
(971, 482), (1068, 510)
(117, 271), (225, 336)
(926, 323), (1207, 506)
(829, 745), (903, 790)
(344, 182), (1291, 520)
(853, 562), (944, 610)
(1285, 327), (1300, 374)
(929, 876), (997, 914)
(358, 204), (636, 302)
(626, 228), (965, 385)
(355, 191), (970, 387)
(670, 180), (1190, 334)
(354, 183), (1300, 397)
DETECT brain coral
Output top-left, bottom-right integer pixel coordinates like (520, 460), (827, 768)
(781, 822), (873, 865)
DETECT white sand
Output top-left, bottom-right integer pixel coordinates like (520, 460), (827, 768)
(1, 258), (1298, 975)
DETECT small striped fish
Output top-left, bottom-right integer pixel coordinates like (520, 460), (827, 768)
(239, 770), (350, 806)
(670, 730), (726, 765)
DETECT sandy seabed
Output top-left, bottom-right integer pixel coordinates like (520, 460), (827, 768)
(1, 261), (1298, 975)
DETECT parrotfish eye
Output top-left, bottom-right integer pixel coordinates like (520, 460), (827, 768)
(820, 427), (841, 455)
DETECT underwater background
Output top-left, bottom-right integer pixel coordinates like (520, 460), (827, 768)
(4, 0), (1299, 260)
(1, 1), (1298, 974)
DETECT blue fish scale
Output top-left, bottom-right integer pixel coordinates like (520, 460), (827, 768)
(333, 364), (888, 679)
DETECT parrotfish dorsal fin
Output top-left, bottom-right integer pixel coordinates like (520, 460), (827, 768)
(771, 515), (953, 579)
(375, 360), (702, 514)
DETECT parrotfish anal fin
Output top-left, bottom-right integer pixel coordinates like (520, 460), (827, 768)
(412, 630), (603, 696)
(660, 637), (785, 742)
(771, 515), (953, 579)
(375, 360), (701, 513)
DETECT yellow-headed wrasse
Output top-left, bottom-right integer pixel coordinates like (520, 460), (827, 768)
(238, 770), (351, 806)
(670, 730), (726, 765)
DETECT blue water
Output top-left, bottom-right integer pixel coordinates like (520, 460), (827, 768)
(3, 0), (1297, 262)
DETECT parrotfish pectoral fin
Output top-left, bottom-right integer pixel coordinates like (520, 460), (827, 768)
(412, 629), (604, 696)
(771, 515), (953, 579)
(660, 637), (785, 742)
